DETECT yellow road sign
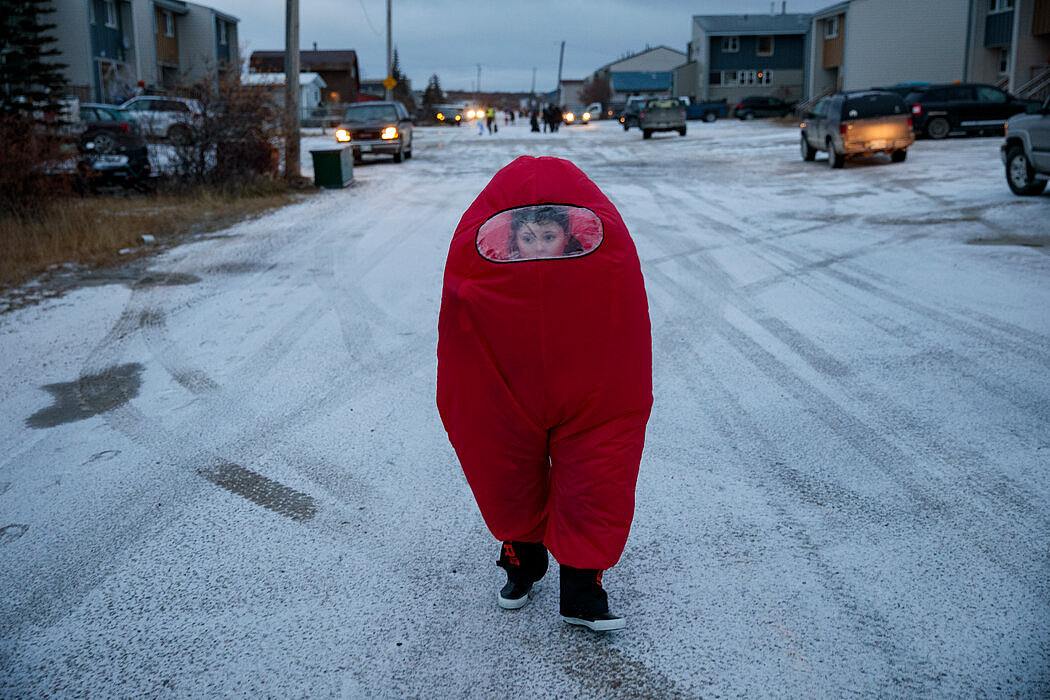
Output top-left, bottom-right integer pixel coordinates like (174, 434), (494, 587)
(383, 76), (397, 90)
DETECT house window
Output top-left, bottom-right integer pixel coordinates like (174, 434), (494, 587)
(218, 20), (228, 45)
(163, 11), (174, 37)
(757, 36), (774, 56)
(104, 0), (117, 28)
(736, 70), (772, 86)
(989, 0), (1013, 12)
(722, 36), (739, 53)
(824, 16), (839, 39)
(998, 47), (1010, 74)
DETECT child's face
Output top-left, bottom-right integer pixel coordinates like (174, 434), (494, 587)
(514, 221), (568, 259)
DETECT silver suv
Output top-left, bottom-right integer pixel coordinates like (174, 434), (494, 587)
(800, 90), (914, 168)
(119, 95), (204, 144)
(1001, 95), (1050, 196)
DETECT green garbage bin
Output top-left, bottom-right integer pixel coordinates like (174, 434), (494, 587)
(310, 145), (354, 188)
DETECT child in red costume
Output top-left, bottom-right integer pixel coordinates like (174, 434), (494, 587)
(437, 156), (653, 632)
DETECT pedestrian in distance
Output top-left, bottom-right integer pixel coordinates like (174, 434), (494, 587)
(530, 110), (540, 133)
(486, 106), (495, 134)
(437, 156), (654, 632)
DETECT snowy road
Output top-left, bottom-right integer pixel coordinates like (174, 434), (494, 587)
(2, 118), (1048, 697)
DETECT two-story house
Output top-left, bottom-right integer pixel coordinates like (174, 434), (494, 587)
(250, 50), (361, 105)
(806, 0), (1050, 100)
(685, 13), (811, 103)
(51, 0), (238, 103)
(590, 46), (688, 104)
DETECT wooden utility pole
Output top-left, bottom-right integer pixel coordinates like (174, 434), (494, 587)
(385, 0), (392, 100)
(284, 0), (300, 178)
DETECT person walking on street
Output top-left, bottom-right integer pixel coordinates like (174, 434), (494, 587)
(437, 156), (654, 632)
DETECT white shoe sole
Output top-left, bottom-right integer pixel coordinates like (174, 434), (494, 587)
(561, 615), (626, 632)
(498, 592), (530, 610)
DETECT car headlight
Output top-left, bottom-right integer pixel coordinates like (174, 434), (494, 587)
(381, 126), (398, 139)
(436, 112), (445, 121)
(583, 111), (591, 120)
(335, 128), (351, 142)
(564, 113), (574, 122)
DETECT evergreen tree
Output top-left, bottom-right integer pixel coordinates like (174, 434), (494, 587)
(0, 0), (68, 117)
(390, 47), (415, 113)
(422, 74), (444, 108)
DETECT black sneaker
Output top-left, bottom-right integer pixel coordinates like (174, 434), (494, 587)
(561, 611), (627, 632)
(498, 579), (533, 609)
(496, 541), (548, 610)
(559, 565), (626, 631)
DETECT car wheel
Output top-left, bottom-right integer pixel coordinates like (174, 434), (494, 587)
(891, 149), (907, 163)
(393, 142), (404, 163)
(89, 133), (117, 154)
(1006, 146), (1048, 196)
(702, 111), (716, 122)
(926, 117), (950, 140)
(679, 126), (686, 137)
(744, 112), (756, 120)
(642, 129), (652, 140)
(169, 124), (192, 145)
(827, 138), (844, 168)
(800, 133), (816, 161)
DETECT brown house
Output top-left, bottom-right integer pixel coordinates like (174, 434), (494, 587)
(249, 50), (360, 104)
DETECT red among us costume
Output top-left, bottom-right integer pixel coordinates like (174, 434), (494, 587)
(437, 156), (652, 631)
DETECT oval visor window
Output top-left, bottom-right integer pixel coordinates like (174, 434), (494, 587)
(476, 204), (603, 262)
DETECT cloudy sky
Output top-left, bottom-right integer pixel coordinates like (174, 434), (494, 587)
(223, 0), (832, 93)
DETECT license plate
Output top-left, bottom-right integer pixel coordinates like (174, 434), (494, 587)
(361, 145), (372, 152)
(868, 140), (887, 150)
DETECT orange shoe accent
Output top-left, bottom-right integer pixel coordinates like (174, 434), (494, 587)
(596, 570), (604, 587)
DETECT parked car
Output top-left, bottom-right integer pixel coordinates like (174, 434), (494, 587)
(905, 82), (1035, 139)
(561, 104), (595, 125)
(75, 102), (147, 155)
(419, 104), (462, 126)
(800, 90), (914, 168)
(1001, 94), (1050, 195)
(619, 96), (649, 131)
(119, 95), (204, 144)
(638, 97), (687, 139)
(335, 101), (414, 163)
(734, 95), (795, 119)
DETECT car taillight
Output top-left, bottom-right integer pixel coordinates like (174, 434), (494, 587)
(120, 122), (129, 133)
(907, 116), (913, 129)
(840, 123), (848, 136)
(911, 103), (922, 115)
(640, 110), (646, 119)
(735, 103), (744, 110)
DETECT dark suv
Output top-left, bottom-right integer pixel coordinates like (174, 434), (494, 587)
(906, 83), (1034, 139)
(335, 101), (414, 163)
(733, 95), (794, 119)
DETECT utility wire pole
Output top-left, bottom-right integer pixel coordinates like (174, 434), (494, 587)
(385, 0), (392, 100)
(556, 40), (565, 105)
(284, 0), (300, 178)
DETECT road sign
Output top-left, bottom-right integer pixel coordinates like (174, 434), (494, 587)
(383, 76), (397, 91)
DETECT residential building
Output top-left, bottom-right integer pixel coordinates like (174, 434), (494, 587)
(51, 0), (238, 103)
(241, 72), (327, 118)
(590, 46), (688, 102)
(806, 0), (1050, 99)
(558, 79), (585, 105)
(249, 50), (361, 104)
(685, 13), (810, 103)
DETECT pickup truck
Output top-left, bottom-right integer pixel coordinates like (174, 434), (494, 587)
(638, 97), (687, 139)
(1001, 94), (1050, 196)
(684, 98), (728, 122)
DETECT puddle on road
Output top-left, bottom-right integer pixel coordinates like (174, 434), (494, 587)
(133, 272), (201, 288)
(966, 235), (1048, 248)
(26, 363), (144, 428)
(0, 524), (29, 544)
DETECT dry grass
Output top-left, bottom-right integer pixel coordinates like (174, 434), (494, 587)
(0, 182), (310, 292)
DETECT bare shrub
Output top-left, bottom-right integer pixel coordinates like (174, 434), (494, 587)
(167, 71), (282, 188)
(0, 114), (72, 217)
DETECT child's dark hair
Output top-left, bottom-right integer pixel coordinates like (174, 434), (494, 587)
(510, 205), (570, 234)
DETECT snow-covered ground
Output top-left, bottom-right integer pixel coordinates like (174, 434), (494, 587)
(1, 117), (1048, 697)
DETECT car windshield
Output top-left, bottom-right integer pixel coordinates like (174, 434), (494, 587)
(843, 94), (906, 119)
(343, 105), (398, 122)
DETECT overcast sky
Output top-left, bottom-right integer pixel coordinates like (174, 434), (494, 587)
(222, 0), (832, 93)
